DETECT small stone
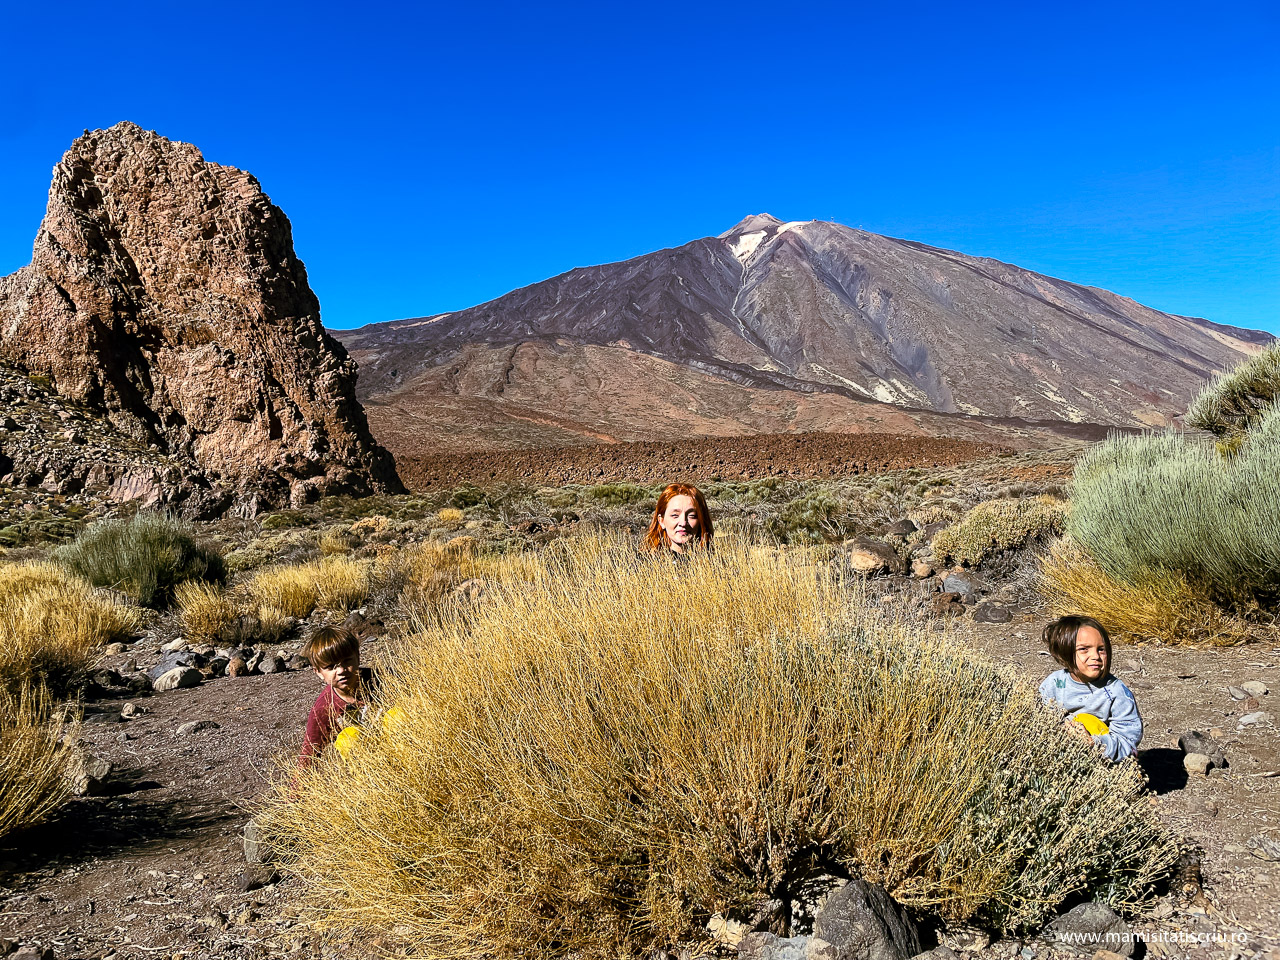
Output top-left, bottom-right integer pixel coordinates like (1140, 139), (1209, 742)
(258, 656), (286, 674)
(1152, 901), (1174, 919)
(66, 748), (113, 796)
(236, 865), (281, 892)
(1239, 711), (1273, 727)
(1092, 951), (1127, 960)
(1248, 835), (1280, 862)
(971, 602), (1012, 624)
(227, 657), (250, 677)
(910, 559), (934, 579)
(243, 817), (276, 865)
(11, 947), (54, 960)
(119, 702), (148, 719)
(1230, 686), (1250, 700)
(843, 538), (906, 577)
(152, 667), (202, 692)
(162, 637), (189, 653)
(1045, 902), (1134, 957)
(1178, 730), (1226, 767)
(941, 573), (981, 600)
(1242, 680), (1269, 697)
(1183, 753), (1212, 776)
(176, 719), (219, 736)
(206, 656), (229, 677)
(103, 642), (127, 655)
(930, 592), (966, 617)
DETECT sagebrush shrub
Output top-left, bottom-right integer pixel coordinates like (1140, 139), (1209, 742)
(0, 562), (138, 693)
(933, 496), (1067, 566)
(0, 684), (74, 839)
(1186, 342), (1280, 447)
(1067, 420), (1280, 610)
(55, 512), (224, 607)
(264, 537), (1174, 957)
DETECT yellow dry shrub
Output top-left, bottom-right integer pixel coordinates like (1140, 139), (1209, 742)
(1039, 539), (1254, 646)
(0, 562), (137, 693)
(436, 507), (465, 531)
(176, 581), (242, 645)
(0, 684), (74, 838)
(264, 535), (1175, 957)
(350, 515), (391, 537)
(247, 557), (373, 620)
(319, 525), (358, 556)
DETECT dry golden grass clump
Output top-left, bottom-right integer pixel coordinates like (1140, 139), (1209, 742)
(246, 557), (373, 620)
(1039, 540), (1255, 646)
(0, 561), (138, 693)
(932, 496), (1067, 567)
(176, 581), (242, 646)
(264, 536), (1174, 957)
(435, 507), (466, 531)
(0, 684), (74, 839)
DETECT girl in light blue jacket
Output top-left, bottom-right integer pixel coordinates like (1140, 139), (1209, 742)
(1038, 615), (1143, 762)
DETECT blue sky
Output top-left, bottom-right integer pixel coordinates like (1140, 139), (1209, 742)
(1, 1), (1277, 333)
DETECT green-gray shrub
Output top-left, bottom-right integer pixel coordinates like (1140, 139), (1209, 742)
(1187, 342), (1280, 448)
(586, 483), (650, 507)
(1068, 414), (1280, 608)
(55, 512), (224, 608)
(933, 497), (1067, 566)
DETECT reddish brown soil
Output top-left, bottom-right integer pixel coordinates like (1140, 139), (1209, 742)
(396, 432), (1007, 490)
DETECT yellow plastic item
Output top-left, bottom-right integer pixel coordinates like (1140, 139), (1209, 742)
(334, 724), (362, 759)
(382, 705), (407, 735)
(1073, 712), (1110, 736)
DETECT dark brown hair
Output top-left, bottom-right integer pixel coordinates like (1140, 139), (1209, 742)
(644, 483), (714, 552)
(303, 625), (360, 670)
(1043, 615), (1112, 676)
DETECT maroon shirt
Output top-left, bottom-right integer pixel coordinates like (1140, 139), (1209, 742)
(298, 668), (376, 766)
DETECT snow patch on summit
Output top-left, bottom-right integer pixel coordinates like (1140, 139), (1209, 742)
(729, 231), (766, 262)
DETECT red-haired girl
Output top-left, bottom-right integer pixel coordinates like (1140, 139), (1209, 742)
(644, 483), (714, 556)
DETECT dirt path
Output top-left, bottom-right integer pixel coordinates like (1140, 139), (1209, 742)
(3, 609), (1280, 959)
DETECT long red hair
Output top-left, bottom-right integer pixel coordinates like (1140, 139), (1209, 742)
(644, 483), (714, 552)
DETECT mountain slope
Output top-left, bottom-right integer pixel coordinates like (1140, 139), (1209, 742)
(335, 214), (1271, 454)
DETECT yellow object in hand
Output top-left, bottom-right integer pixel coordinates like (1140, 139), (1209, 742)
(1073, 712), (1109, 736)
(334, 725), (362, 759)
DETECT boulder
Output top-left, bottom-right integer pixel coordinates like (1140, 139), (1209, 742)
(1178, 730), (1226, 768)
(940, 573), (981, 601)
(930, 593), (966, 618)
(885, 519), (917, 539)
(1183, 753), (1212, 776)
(152, 667), (203, 692)
(909, 559), (934, 579)
(811, 880), (922, 960)
(1044, 902), (1134, 957)
(737, 933), (810, 960)
(66, 748), (113, 796)
(0, 122), (402, 510)
(844, 539), (905, 577)
(970, 602), (1012, 624)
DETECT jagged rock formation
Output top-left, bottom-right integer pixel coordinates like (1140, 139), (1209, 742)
(0, 122), (402, 511)
(337, 214), (1271, 456)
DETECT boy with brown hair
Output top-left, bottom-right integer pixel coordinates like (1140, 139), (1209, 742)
(298, 625), (376, 765)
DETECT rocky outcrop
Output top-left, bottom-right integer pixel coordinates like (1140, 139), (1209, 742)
(0, 122), (401, 511)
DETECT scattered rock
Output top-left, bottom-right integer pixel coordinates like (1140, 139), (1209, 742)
(909, 559), (934, 579)
(11, 947), (54, 960)
(1090, 951), (1127, 960)
(1242, 680), (1269, 697)
(148, 651), (202, 681)
(152, 667), (203, 693)
(119, 702), (148, 720)
(1044, 902), (1134, 957)
(1178, 730), (1226, 768)
(243, 817), (277, 865)
(103, 642), (128, 656)
(235, 865), (281, 893)
(162, 637), (189, 653)
(811, 880), (922, 960)
(885, 519), (917, 539)
(970, 602), (1012, 624)
(737, 933), (809, 960)
(258, 656), (286, 674)
(844, 539), (906, 577)
(1248, 835), (1280, 862)
(207, 656), (229, 677)
(1183, 753), (1212, 776)
(940, 573), (981, 601)
(227, 657), (251, 678)
(66, 748), (113, 796)
(1229, 686), (1249, 700)
(1239, 711), (1273, 727)
(930, 593), (966, 618)
(910, 949), (959, 960)
(176, 719), (219, 736)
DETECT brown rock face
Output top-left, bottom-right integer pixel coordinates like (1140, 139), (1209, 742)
(0, 122), (401, 509)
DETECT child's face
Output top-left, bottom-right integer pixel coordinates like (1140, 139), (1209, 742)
(1072, 626), (1108, 683)
(314, 652), (361, 700)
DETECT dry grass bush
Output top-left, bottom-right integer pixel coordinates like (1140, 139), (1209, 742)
(0, 684), (74, 839)
(319, 525), (358, 556)
(176, 581), (246, 646)
(933, 496), (1067, 566)
(1039, 540), (1255, 646)
(0, 562), (138, 693)
(246, 557), (373, 620)
(436, 507), (466, 531)
(263, 536), (1174, 957)
(1068, 420), (1280, 611)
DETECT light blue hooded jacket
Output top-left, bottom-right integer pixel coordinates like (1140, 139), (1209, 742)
(1038, 669), (1143, 761)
